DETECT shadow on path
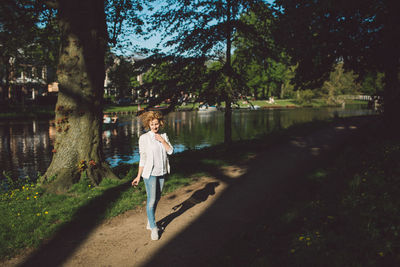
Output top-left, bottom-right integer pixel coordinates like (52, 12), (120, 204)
(158, 182), (220, 234)
(18, 181), (132, 267)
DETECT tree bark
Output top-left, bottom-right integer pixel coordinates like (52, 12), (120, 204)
(41, 0), (118, 193)
(223, 0), (233, 145)
(224, 97), (232, 144)
(382, 1), (400, 133)
(383, 60), (400, 133)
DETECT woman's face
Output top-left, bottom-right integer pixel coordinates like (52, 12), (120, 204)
(149, 119), (160, 133)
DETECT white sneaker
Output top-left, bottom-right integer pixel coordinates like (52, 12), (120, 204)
(151, 228), (159, 240)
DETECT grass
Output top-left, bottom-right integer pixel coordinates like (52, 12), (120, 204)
(210, 119), (400, 266)
(103, 104), (142, 113)
(0, 105), (55, 119)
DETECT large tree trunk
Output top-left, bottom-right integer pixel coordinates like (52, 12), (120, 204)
(382, 1), (400, 133)
(41, 0), (118, 193)
(224, 97), (232, 144)
(383, 60), (400, 133)
(0, 58), (10, 103)
(224, 0), (233, 145)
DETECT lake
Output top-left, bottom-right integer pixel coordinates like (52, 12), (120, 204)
(0, 105), (375, 181)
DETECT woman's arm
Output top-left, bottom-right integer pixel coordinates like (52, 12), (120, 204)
(132, 135), (146, 186)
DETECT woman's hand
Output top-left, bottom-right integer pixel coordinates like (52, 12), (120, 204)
(155, 133), (172, 153)
(132, 176), (140, 187)
(154, 133), (165, 143)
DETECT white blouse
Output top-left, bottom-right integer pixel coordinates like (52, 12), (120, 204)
(149, 131), (167, 176)
(138, 131), (173, 179)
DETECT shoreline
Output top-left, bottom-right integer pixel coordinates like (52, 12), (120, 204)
(0, 99), (367, 119)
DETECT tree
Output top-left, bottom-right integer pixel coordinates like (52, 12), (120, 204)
(232, 5), (294, 100)
(0, 0), (38, 103)
(146, 0), (264, 144)
(1, 0), (144, 191)
(38, 0), (121, 192)
(138, 56), (207, 111)
(360, 72), (384, 96)
(107, 55), (136, 99)
(275, 0), (400, 129)
(321, 63), (360, 105)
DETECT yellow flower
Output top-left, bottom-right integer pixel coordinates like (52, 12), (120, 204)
(36, 213), (41, 216)
(306, 242), (312, 246)
(298, 236), (305, 241)
(17, 213), (20, 216)
(88, 184), (91, 187)
(306, 237), (311, 241)
(315, 231), (320, 235)
(36, 192), (39, 195)
(378, 252), (384, 257)
(34, 196), (37, 199)
(45, 211), (49, 215)
(26, 197), (30, 200)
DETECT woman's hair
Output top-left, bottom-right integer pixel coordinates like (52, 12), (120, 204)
(139, 111), (165, 130)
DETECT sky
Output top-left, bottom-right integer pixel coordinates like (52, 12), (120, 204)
(118, 0), (275, 56)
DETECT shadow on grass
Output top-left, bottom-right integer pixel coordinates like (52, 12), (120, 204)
(19, 181), (132, 267)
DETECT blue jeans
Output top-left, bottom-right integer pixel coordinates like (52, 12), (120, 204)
(143, 175), (165, 229)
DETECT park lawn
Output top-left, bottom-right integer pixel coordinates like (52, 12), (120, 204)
(0, 105), (55, 119)
(103, 104), (142, 113)
(234, 98), (346, 109)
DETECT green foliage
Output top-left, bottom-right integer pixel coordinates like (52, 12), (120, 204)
(275, 0), (400, 122)
(233, 5), (295, 100)
(360, 72), (385, 96)
(107, 55), (136, 99)
(0, 0), (59, 103)
(138, 57), (207, 108)
(321, 63), (360, 105)
(296, 89), (314, 105)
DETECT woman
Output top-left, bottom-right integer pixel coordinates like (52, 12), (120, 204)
(132, 111), (173, 240)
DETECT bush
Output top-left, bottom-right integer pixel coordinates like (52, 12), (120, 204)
(296, 89), (314, 105)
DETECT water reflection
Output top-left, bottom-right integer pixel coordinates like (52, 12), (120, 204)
(0, 105), (375, 181)
(0, 120), (54, 181)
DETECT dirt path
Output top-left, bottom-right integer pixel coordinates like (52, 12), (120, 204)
(2, 117), (372, 267)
